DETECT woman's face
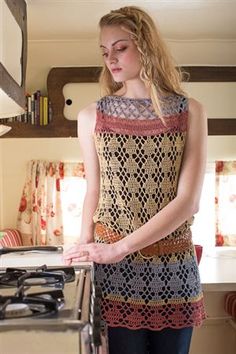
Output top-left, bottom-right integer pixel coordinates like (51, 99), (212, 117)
(100, 25), (142, 83)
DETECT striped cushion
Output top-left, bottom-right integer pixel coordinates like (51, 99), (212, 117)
(0, 229), (23, 247)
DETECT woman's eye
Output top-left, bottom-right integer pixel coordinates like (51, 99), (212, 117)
(101, 47), (127, 58)
(116, 47), (127, 52)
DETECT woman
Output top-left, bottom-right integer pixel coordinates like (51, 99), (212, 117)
(63, 6), (207, 354)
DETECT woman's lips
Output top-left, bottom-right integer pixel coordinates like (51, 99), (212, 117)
(111, 68), (122, 74)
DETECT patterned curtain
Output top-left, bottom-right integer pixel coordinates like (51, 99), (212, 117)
(17, 160), (85, 246)
(215, 161), (236, 246)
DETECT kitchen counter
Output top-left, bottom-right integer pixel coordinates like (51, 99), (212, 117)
(199, 247), (236, 291)
(191, 248), (236, 354)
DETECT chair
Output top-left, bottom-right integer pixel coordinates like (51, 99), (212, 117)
(0, 229), (23, 247)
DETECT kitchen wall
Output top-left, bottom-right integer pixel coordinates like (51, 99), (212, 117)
(27, 38), (236, 94)
(0, 37), (236, 229)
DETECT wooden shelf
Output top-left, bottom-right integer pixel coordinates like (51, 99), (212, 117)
(1, 66), (236, 138)
(1, 67), (102, 138)
(0, 120), (77, 138)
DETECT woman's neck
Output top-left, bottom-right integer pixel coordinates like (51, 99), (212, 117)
(116, 80), (150, 99)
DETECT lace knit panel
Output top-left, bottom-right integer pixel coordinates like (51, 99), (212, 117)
(94, 249), (205, 330)
(94, 132), (186, 237)
(96, 94), (187, 120)
(93, 95), (188, 239)
(93, 95), (205, 330)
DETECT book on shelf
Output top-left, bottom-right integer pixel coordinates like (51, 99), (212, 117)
(32, 90), (51, 126)
(0, 90), (52, 126)
(43, 96), (48, 125)
(48, 100), (53, 123)
(31, 93), (35, 124)
(27, 95), (32, 123)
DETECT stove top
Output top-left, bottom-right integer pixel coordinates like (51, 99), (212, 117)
(0, 264), (103, 353)
(0, 265), (77, 322)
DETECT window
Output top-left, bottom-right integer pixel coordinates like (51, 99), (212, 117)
(192, 161), (236, 249)
(17, 160), (86, 246)
(191, 163), (215, 249)
(60, 176), (86, 244)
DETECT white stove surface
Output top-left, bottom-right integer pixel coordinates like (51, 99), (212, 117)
(0, 250), (92, 269)
(0, 251), (65, 268)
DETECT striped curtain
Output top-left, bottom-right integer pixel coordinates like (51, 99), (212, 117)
(17, 160), (85, 246)
(215, 161), (236, 246)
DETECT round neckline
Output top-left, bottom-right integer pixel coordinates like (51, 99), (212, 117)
(108, 95), (151, 101)
(107, 94), (175, 102)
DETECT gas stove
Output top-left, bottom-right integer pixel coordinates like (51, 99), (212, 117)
(0, 264), (104, 354)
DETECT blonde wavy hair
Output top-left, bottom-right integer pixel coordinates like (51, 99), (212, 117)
(99, 6), (187, 119)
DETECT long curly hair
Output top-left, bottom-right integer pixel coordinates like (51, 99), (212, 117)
(98, 6), (187, 119)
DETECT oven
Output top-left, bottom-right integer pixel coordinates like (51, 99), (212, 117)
(0, 262), (106, 354)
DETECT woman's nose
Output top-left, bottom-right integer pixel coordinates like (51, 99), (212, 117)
(108, 51), (118, 63)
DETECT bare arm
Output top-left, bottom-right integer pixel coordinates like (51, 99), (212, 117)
(118, 98), (208, 255)
(77, 103), (100, 244)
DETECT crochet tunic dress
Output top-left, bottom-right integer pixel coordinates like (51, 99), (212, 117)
(93, 94), (205, 330)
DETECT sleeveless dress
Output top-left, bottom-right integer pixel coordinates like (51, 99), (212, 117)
(93, 94), (206, 330)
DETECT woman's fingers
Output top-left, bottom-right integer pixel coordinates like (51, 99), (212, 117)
(63, 244), (91, 263)
(63, 242), (124, 265)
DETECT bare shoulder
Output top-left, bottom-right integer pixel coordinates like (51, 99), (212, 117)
(78, 102), (97, 122)
(77, 102), (97, 134)
(187, 97), (208, 136)
(188, 97), (206, 117)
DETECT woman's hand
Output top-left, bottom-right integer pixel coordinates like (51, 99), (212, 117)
(63, 242), (127, 265)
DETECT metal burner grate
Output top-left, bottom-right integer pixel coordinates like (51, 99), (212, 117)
(0, 265), (75, 288)
(0, 289), (64, 320)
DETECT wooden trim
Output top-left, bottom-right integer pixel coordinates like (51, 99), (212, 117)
(47, 66), (236, 137)
(46, 67), (102, 138)
(0, 0), (27, 109)
(0, 63), (25, 109)
(181, 66), (236, 82)
(2, 66), (236, 137)
(5, 0), (27, 88)
(182, 66), (236, 134)
(208, 119), (236, 135)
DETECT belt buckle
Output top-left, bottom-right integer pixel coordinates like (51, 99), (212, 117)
(138, 242), (159, 259)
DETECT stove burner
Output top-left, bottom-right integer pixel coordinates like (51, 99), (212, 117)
(18, 271), (65, 288)
(0, 289), (64, 320)
(0, 265), (75, 288)
(4, 303), (32, 318)
(0, 266), (70, 320)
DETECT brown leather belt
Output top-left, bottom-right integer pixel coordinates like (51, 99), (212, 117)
(95, 222), (193, 259)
